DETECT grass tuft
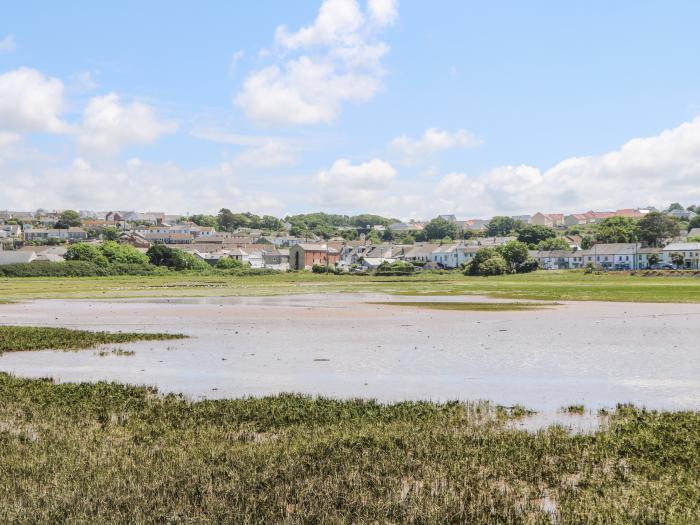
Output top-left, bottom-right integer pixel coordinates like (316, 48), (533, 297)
(0, 326), (185, 354)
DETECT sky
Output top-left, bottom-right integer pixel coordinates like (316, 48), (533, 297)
(2, 0), (700, 220)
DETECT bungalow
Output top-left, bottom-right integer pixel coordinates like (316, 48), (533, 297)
(23, 227), (88, 242)
(662, 242), (700, 269)
(533, 250), (583, 270)
(403, 243), (440, 264)
(289, 243), (341, 270)
(636, 247), (663, 269)
(431, 244), (461, 269)
(579, 243), (639, 270)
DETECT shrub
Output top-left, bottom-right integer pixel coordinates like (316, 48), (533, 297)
(216, 257), (245, 270)
(375, 260), (415, 276)
(99, 241), (149, 265)
(477, 254), (508, 276)
(515, 258), (539, 273)
(465, 247), (499, 276)
(65, 244), (109, 266)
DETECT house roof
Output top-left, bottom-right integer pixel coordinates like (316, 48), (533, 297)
(0, 251), (36, 264)
(295, 243), (340, 254)
(579, 243), (639, 256)
(663, 242), (700, 251)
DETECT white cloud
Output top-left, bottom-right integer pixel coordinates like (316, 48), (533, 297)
(390, 128), (482, 162)
(235, 0), (397, 125)
(0, 155), (286, 215)
(367, 0), (399, 27)
(431, 116), (700, 217)
(77, 93), (177, 155)
(314, 157), (398, 207)
(0, 35), (16, 53)
(0, 67), (69, 133)
(190, 127), (302, 169)
(69, 71), (98, 92)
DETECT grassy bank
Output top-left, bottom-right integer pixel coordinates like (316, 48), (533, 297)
(0, 326), (185, 354)
(2, 270), (700, 303)
(0, 373), (698, 523)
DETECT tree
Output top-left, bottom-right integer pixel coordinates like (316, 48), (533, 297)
(688, 215), (700, 230)
(465, 247), (499, 276)
(102, 227), (119, 241)
(647, 253), (660, 268)
(147, 244), (208, 270)
(216, 208), (241, 232)
(381, 228), (394, 242)
(536, 237), (571, 250)
(594, 216), (638, 243)
(517, 225), (556, 247)
(477, 254), (508, 276)
(259, 215), (283, 231)
(54, 210), (81, 229)
(423, 217), (459, 240)
(581, 236), (594, 250)
(65, 243), (108, 266)
(216, 257), (245, 270)
(99, 241), (149, 265)
(486, 216), (519, 237)
(189, 214), (217, 228)
(637, 212), (680, 247)
(667, 202), (684, 212)
(496, 240), (530, 273)
(670, 252), (685, 268)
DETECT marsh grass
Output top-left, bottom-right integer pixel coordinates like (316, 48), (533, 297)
(0, 326), (185, 354)
(3, 270), (700, 303)
(370, 301), (559, 311)
(563, 405), (586, 415)
(0, 373), (698, 523)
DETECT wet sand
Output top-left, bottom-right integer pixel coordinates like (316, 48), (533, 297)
(0, 294), (699, 413)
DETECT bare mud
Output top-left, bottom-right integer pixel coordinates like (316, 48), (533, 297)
(0, 294), (699, 416)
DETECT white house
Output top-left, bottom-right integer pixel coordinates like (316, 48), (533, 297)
(662, 242), (700, 269)
(578, 243), (639, 270)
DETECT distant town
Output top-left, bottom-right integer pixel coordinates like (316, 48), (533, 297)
(1, 204), (699, 272)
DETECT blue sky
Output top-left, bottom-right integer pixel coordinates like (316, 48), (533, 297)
(2, 0), (700, 218)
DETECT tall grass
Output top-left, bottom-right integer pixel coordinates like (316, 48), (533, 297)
(0, 374), (698, 523)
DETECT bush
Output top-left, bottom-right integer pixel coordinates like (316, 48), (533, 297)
(65, 244), (109, 266)
(515, 258), (539, 274)
(216, 257), (245, 270)
(375, 261), (415, 276)
(477, 255), (508, 276)
(0, 261), (110, 277)
(147, 244), (209, 271)
(99, 241), (149, 265)
(312, 264), (331, 273)
(465, 247), (499, 276)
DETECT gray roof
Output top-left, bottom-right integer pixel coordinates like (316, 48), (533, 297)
(579, 243), (639, 256)
(663, 242), (700, 251)
(0, 251), (36, 265)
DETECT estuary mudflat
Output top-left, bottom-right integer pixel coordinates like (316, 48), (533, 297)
(0, 293), (698, 412)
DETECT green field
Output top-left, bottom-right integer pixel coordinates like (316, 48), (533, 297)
(2, 270), (700, 303)
(0, 373), (697, 523)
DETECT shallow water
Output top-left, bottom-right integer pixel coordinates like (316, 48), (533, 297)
(1, 294), (699, 413)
